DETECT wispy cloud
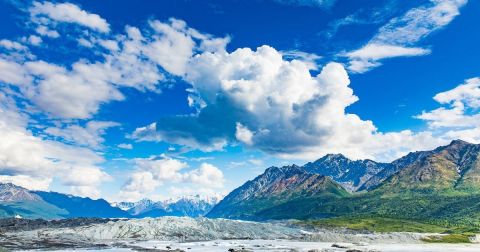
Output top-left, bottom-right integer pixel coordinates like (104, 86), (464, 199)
(344, 0), (468, 73)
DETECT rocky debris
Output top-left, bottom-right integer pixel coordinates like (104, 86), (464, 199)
(27, 217), (304, 241)
(0, 217), (117, 233)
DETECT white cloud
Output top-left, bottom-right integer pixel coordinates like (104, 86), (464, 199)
(0, 39), (27, 51)
(0, 91), (110, 196)
(120, 157), (224, 201)
(45, 121), (119, 149)
(35, 25), (59, 38)
(143, 19), (196, 76)
(30, 1), (110, 33)
(0, 14), (230, 120)
(61, 166), (111, 198)
(0, 59), (31, 85)
(235, 123), (254, 145)
(3, 60), (124, 119)
(136, 157), (189, 182)
(0, 175), (51, 191)
(120, 171), (160, 201)
(27, 35), (42, 46)
(345, 0), (467, 72)
(131, 122), (228, 152)
(416, 77), (480, 143)
(345, 43), (430, 73)
(118, 143), (133, 149)
(184, 163), (224, 188)
(345, 44), (431, 73)
(128, 42), (448, 162)
(433, 77), (480, 108)
(373, 0), (467, 45)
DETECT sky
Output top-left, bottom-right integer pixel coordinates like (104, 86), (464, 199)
(0, 0), (479, 202)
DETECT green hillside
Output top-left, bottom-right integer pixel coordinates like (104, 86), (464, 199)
(208, 140), (480, 231)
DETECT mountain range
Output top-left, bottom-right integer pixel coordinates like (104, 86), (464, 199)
(208, 140), (480, 226)
(0, 183), (220, 219)
(112, 195), (221, 218)
(2, 139), (480, 226)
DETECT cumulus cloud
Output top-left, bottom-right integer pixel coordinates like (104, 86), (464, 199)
(345, 0), (467, 72)
(130, 44), (445, 161)
(120, 157), (224, 201)
(184, 163), (225, 188)
(0, 91), (110, 197)
(30, 1), (110, 33)
(416, 78), (480, 143)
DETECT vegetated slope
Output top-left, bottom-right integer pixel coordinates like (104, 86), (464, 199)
(207, 165), (349, 220)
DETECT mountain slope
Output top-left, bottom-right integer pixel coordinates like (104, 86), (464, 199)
(34, 191), (130, 218)
(208, 140), (480, 225)
(207, 165), (349, 220)
(0, 184), (67, 219)
(0, 183), (42, 202)
(377, 140), (480, 192)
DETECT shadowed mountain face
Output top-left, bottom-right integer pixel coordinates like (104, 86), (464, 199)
(208, 140), (480, 223)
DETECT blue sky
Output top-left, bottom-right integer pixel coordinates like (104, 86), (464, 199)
(0, 0), (479, 202)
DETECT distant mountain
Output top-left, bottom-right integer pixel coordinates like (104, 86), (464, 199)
(207, 165), (348, 220)
(115, 195), (221, 218)
(303, 154), (392, 191)
(34, 191), (130, 218)
(0, 183), (42, 202)
(0, 183), (67, 219)
(0, 182), (221, 219)
(208, 140), (480, 225)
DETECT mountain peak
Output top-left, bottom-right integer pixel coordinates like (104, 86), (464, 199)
(304, 154), (390, 192)
(0, 183), (42, 202)
(321, 153), (349, 161)
(449, 139), (470, 145)
(443, 139), (472, 150)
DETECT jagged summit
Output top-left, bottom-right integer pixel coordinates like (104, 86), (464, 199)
(304, 154), (391, 191)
